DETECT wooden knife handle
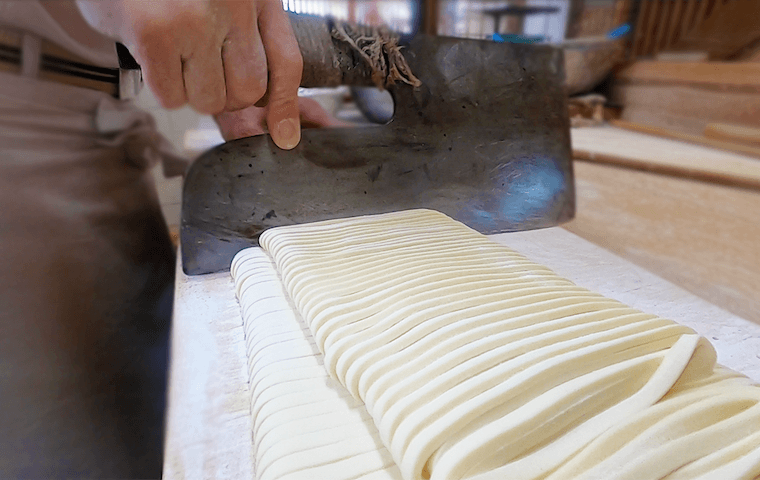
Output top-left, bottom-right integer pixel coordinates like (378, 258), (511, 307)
(289, 13), (383, 88)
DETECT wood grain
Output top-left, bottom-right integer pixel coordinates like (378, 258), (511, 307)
(629, 0), (760, 59)
(616, 61), (760, 90)
(704, 123), (760, 146)
(663, 0), (683, 50)
(611, 119), (760, 160)
(677, 0), (760, 59)
(611, 83), (760, 135)
(641, 0), (660, 56)
(571, 126), (760, 190)
(564, 160), (760, 324)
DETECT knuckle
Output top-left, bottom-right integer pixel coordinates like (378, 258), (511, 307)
(202, 96), (227, 115)
(150, 82), (185, 109)
(225, 97), (248, 112)
(268, 54), (302, 94)
(267, 78), (296, 104)
(193, 77), (228, 114)
(237, 75), (268, 107)
(250, 75), (269, 101)
(192, 102), (217, 116)
(266, 94), (297, 117)
(227, 92), (259, 112)
(279, 48), (303, 74)
(190, 90), (226, 115)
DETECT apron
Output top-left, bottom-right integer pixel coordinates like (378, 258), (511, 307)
(0, 70), (187, 478)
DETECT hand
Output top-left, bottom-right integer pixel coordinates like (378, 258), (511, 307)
(76, 0), (303, 150)
(214, 97), (353, 141)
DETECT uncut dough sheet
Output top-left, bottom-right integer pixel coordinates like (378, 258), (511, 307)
(232, 209), (760, 480)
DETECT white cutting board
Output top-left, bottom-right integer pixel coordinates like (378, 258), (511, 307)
(164, 227), (760, 480)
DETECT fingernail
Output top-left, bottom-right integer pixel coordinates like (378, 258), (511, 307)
(274, 118), (300, 150)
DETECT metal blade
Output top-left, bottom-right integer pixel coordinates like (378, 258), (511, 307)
(181, 35), (573, 275)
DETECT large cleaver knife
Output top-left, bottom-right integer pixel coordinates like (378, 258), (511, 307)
(181, 14), (574, 275)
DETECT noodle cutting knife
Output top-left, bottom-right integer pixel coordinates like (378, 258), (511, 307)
(181, 14), (574, 275)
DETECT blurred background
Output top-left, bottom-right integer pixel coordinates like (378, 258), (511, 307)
(149, 0), (760, 250)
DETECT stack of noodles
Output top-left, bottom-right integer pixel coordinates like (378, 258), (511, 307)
(230, 209), (760, 480)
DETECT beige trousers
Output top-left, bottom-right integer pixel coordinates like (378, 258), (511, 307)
(0, 71), (187, 478)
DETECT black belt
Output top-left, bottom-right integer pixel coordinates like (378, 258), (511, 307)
(0, 27), (141, 99)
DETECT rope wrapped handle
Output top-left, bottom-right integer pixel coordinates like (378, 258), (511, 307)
(289, 13), (421, 90)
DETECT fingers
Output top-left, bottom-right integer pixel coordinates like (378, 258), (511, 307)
(258, 1), (303, 150)
(214, 98), (354, 142)
(120, 0), (303, 149)
(214, 107), (268, 141)
(222, 11), (268, 111)
(131, 31), (186, 109)
(298, 98), (354, 129)
(177, 4), (228, 115)
(182, 42), (227, 115)
(128, 4), (227, 113)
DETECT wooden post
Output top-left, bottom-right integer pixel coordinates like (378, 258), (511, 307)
(505, 0), (527, 35)
(565, 0), (585, 39)
(420, 0), (439, 35)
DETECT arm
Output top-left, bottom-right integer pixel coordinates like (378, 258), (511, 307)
(75, 0), (303, 150)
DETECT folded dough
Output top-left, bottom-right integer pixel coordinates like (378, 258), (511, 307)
(234, 209), (760, 480)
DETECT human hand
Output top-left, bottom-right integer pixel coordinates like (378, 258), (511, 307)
(76, 0), (303, 149)
(214, 97), (353, 141)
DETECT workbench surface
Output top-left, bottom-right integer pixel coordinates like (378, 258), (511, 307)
(164, 228), (760, 479)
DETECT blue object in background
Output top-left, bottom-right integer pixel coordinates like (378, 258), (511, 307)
(607, 24), (631, 39)
(492, 24), (629, 44)
(492, 33), (545, 44)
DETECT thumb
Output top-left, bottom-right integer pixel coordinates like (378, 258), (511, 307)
(258, 2), (303, 150)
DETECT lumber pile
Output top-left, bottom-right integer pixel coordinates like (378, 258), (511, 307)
(611, 60), (760, 138)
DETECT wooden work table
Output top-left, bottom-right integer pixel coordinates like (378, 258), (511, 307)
(566, 130), (760, 325)
(164, 127), (760, 477)
(166, 228), (760, 479)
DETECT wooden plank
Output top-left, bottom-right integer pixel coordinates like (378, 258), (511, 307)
(641, 0), (661, 56)
(571, 125), (760, 190)
(676, 0), (760, 59)
(704, 123), (760, 146)
(652, 0), (672, 53)
(565, 161), (760, 325)
(680, 0), (698, 36)
(611, 118), (760, 159)
(631, 0), (650, 57)
(622, 107), (711, 137)
(610, 82), (760, 135)
(654, 51), (709, 62)
(625, 0), (760, 59)
(691, 0), (710, 33)
(664, 0), (684, 50)
(612, 0), (634, 27)
(617, 60), (760, 90)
